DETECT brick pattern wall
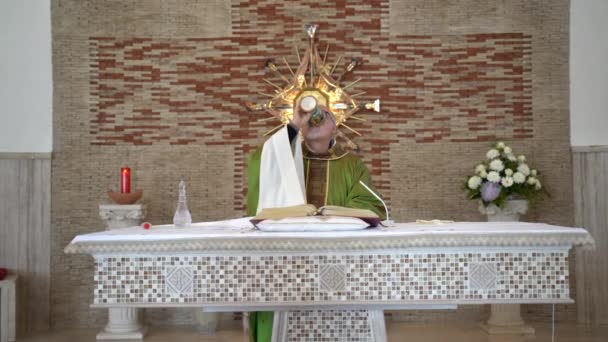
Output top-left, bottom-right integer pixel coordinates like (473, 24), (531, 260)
(51, 0), (573, 329)
(88, 33), (533, 207)
(89, 34), (532, 146)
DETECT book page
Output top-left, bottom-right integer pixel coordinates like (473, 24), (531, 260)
(253, 204), (317, 220)
(318, 205), (379, 218)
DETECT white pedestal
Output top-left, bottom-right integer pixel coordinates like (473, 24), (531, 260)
(0, 275), (17, 342)
(479, 200), (535, 335)
(97, 308), (147, 340)
(480, 304), (535, 335)
(99, 204), (146, 230)
(479, 200), (528, 223)
(98, 204), (147, 340)
(193, 310), (220, 334)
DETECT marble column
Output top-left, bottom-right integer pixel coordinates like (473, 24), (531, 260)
(479, 200), (535, 335)
(97, 204), (147, 340)
(193, 309), (220, 334)
(481, 304), (535, 335)
(97, 308), (147, 340)
(0, 275), (17, 342)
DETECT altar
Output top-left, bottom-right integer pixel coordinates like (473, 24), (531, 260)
(65, 220), (594, 341)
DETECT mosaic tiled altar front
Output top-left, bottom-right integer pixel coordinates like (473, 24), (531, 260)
(286, 310), (371, 341)
(93, 251), (569, 304)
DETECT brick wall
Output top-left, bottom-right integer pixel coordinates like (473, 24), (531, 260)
(51, 0), (572, 328)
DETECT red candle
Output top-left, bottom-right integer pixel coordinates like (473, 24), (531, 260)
(120, 167), (131, 193)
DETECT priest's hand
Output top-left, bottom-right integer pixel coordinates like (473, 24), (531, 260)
(289, 99), (310, 131)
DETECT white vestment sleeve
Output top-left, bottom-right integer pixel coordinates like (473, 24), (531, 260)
(258, 126), (306, 213)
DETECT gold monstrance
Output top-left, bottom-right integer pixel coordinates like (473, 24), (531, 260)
(246, 24), (380, 147)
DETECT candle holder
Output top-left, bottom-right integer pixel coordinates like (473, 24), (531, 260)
(107, 189), (143, 205)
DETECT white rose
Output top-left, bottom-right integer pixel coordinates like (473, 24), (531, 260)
(487, 171), (501, 183)
(489, 159), (504, 172)
(517, 155), (526, 163)
(517, 164), (530, 176)
(479, 170), (488, 179)
(505, 168), (513, 176)
(501, 177), (514, 188)
(527, 176), (537, 185)
(507, 154), (517, 162)
(531, 169), (537, 177)
(496, 142), (505, 149)
(475, 164), (486, 173)
(486, 149), (500, 160)
(504, 146), (512, 154)
(534, 180), (542, 190)
(513, 172), (526, 184)
(468, 176), (482, 190)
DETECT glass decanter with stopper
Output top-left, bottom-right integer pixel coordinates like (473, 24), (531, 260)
(173, 179), (192, 227)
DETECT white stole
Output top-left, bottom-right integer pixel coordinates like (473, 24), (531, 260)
(257, 126), (306, 214)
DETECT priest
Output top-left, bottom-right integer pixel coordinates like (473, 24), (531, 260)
(246, 100), (386, 342)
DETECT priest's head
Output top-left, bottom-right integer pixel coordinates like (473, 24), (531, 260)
(301, 106), (336, 139)
(292, 102), (337, 154)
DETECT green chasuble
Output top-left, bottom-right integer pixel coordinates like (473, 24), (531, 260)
(246, 142), (386, 342)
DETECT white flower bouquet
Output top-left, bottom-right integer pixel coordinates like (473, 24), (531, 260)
(465, 142), (546, 207)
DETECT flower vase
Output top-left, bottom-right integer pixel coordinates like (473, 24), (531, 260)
(478, 199), (535, 335)
(479, 199), (528, 222)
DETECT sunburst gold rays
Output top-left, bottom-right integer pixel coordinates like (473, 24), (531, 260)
(265, 59), (290, 84)
(335, 58), (359, 83)
(258, 105), (290, 126)
(317, 74), (340, 91)
(257, 115), (277, 122)
(263, 78), (283, 90)
(311, 47), (337, 88)
(309, 37), (315, 86)
(340, 123), (362, 136)
(263, 123), (285, 137)
(322, 44), (330, 64)
(305, 23), (318, 86)
(246, 24), (379, 141)
(293, 48), (310, 88)
(257, 92), (277, 98)
(336, 130), (360, 152)
(295, 45), (302, 63)
(330, 55), (343, 75)
(348, 115), (366, 122)
(283, 57), (295, 77)
(342, 78), (362, 90)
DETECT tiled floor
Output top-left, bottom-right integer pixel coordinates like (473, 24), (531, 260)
(20, 322), (608, 342)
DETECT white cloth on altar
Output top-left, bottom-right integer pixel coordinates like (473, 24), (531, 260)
(256, 216), (369, 232)
(70, 220), (594, 245)
(257, 126), (306, 214)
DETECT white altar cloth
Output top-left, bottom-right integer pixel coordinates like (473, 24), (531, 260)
(66, 220), (594, 254)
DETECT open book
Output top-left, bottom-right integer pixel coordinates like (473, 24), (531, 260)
(251, 204), (381, 227)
